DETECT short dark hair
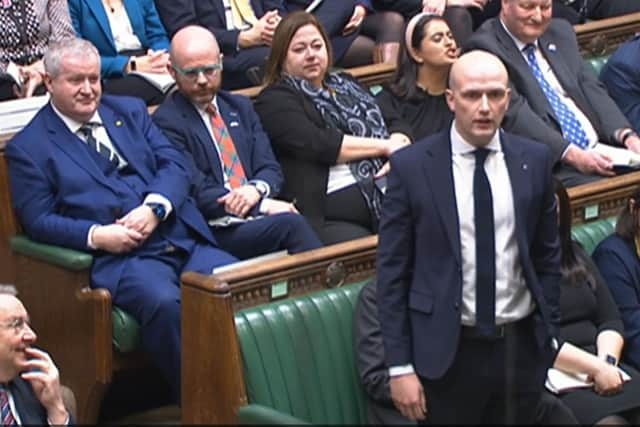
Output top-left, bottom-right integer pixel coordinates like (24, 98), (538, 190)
(262, 11), (333, 87)
(615, 186), (640, 242)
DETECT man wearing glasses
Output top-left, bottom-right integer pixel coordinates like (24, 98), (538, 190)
(0, 285), (72, 424)
(6, 38), (239, 404)
(154, 25), (323, 261)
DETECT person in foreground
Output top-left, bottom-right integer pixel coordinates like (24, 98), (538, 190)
(552, 180), (640, 425)
(376, 49), (562, 423)
(0, 285), (71, 425)
(6, 38), (237, 401)
(255, 11), (412, 245)
(466, 0), (640, 187)
(153, 25), (322, 259)
(376, 12), (457, 142)
(592, 186), (640, 377)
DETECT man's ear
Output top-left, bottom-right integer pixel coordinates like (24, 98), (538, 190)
(42, 73), (53, 93)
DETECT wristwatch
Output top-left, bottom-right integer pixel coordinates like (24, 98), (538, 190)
(250, 181), (269, 199)
(605, 354), (617, 366)
(145, 202), (166, 221)
(129, 57), (137, 72)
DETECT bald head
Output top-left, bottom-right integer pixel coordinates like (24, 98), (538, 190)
(449, 50), (508, 91)
(170, 25), (220, 65)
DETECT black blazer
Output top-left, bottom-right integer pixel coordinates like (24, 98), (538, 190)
(254, 73), (412, 234)
(466, 18), (630, 164)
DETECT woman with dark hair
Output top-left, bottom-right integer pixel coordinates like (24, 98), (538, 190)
(0, 0), (75, 101)
(593, 186), (640, 376)
(554, 180), (640, 426)
(376, 12), (456, 142)
(69, 0), (171, 105)
(255, 11), (412, 245)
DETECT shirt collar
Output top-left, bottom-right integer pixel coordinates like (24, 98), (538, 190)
(450, 120), (502, 156)
(50, 102), (103, 134)
(499, 18), (539, 53)
(194, 95), (219, 115)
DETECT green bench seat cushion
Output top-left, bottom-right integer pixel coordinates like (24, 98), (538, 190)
(235, 280), (370, 425)
(10, 235), (141, 353)
(571, 217), (617, 255)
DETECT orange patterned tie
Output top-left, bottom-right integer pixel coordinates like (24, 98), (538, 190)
(206, 104), (248, 188)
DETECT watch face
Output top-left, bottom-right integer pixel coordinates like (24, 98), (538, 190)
(606, 355), (617, 365)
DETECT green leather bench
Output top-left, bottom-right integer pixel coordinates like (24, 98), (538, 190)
(571, 216), (616, 255)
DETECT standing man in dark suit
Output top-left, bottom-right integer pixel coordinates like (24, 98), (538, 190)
(153, 25), (322, 259)
(6, 38), (238, 401)
(0, 285), (71, 425)
(466, 0), (640, 187)
(153, 0), (284, 89)
(377, 50), (562, 423)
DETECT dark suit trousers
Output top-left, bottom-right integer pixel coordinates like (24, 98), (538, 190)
(212, 212), (322, 259)
(419, 316), (549, 424)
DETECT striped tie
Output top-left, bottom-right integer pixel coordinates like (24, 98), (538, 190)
(0, 386), (16, 426)
(206, 104), (248, 189)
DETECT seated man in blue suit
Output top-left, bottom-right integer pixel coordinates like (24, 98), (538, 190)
(154, 0), (284, 89)
(6, 38), (238, 402)
(0, 285), (72, 425)
(153, 26), (323, 260)
(600, 35), (640, 134)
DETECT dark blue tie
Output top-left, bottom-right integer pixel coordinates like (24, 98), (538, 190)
(474, 148), (496, 337)
(78, 124), (120, 171)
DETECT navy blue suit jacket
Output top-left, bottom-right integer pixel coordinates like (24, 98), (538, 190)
(153, 90), (283, 219)
(6, 95), (216, 294)
(8, 377), (74, 425)
(69, 0), (170, 78)
(376, 129), (561, 380)
(154, 0), (284, 54)
(592, 234), (640, 371)
(466, 18), (630, 164)
(600, 36), (640, 134)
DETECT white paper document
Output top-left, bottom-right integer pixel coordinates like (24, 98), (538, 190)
(545, 366), (631, 394)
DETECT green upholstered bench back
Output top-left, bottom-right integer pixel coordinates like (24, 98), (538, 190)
(586, 55), (610, 76)
(235, 280), (369, 425)
(571, 216), (617, 255)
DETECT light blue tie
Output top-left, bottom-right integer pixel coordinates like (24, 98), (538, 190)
(523, 43), (590, 149)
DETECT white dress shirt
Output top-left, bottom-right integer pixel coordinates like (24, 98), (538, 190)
(102, 4), (143, 52)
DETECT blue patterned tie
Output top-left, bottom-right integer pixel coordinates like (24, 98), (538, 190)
(0, 385), (16, 426)
(78, 124), (121, 170)
(523, 43), (590, 149)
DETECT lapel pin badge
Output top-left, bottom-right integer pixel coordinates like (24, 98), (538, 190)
(115, 120), (122, 127)
(522, 163), (528, 170)
(548, 43), (556, 52)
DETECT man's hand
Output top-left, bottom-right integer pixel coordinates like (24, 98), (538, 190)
(342, 5), (366, 35)
(422, 0), (446, 15)
(390, 373), (427, 421)
(563, 146), (615, 177)
(91, 223), (145, 253)
(447, 0), (488, 9)
(116, 205), (160, 238)
(261, 198), (299, 215)
(624, 134), (640, 154)
(217, 185), (262, 217)
(20, 348), (68, 425)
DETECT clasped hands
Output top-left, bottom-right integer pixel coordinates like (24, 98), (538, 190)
(128, 49), (169, 74)
(217, 185), (298, 218)
(91, 204), (160, 254)
(422, 0), (488, 15)
(12, 60), (45, 99)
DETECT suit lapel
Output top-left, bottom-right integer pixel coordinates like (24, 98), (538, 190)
(538, 33), (579, 96)
(99, 104), (151, 184)
(501, 132), (531, 254)
(86, 0), (117, 51)
(423, 135), (461, 267)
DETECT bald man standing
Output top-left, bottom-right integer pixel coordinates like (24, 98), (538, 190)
(153, 26), (322, 260)
(377, 50), (562, 424)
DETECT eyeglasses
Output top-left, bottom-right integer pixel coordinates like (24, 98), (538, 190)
(0, 317), (31, 334)
(172, 56), (224, 81)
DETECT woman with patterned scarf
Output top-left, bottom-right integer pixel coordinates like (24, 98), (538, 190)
(0, 0), (75, 101)
(255, 11), (413, 245)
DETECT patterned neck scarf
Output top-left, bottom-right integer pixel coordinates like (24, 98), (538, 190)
(283, 72), (389, 230)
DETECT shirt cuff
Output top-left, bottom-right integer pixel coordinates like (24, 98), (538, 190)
(87, 224), (98, 249)
(258, 197), (272, 214)
(249, 179), (271, 198)
(389, 364), (415, 377)
(144, 193), (173, 220)
(48, 414), (69, 425)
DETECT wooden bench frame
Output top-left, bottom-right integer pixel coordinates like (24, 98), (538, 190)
(1, 11), (640, 423)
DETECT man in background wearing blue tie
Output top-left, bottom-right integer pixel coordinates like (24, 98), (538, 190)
(466, 0), (640, 187)
(377, 50), (562, 423)
(0, 285), (71, 425)
(6, 38), (238, 403)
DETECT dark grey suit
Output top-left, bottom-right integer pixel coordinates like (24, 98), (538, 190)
(465, 18), (630, 184)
